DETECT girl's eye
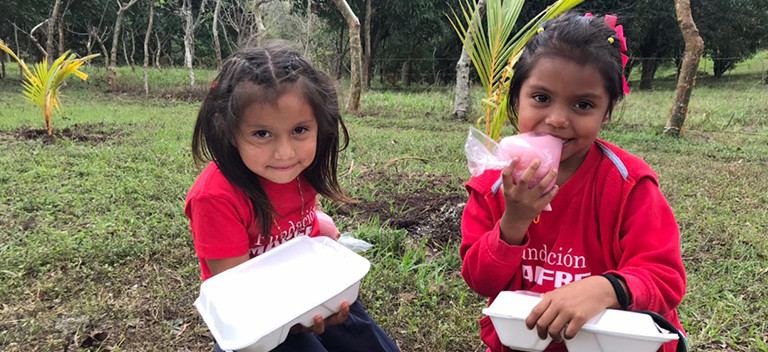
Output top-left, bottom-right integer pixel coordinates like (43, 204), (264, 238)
(575, 101), (594, 110)
(293, 127), (309, 135)
(253, 130), (271, 138)
(532, 94), (549, 103)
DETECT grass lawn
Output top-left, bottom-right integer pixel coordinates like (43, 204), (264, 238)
(0, 60), (767, 352)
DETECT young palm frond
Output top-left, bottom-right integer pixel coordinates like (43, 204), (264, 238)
(448, 0), (585, 141)
(0, 39), (99, 135)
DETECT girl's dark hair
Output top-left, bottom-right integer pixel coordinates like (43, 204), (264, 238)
(192, 42), (351, 237)
(509, 12), (625, 118)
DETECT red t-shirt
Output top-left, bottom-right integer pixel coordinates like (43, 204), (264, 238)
(185, 162), (320, 281)
(461, 140), (686, 352)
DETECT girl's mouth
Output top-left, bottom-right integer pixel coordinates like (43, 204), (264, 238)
(271, 165), (296, 171)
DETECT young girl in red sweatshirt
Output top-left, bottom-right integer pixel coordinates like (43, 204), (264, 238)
(460, 13), (686, 352)
(186, 43), (400, 352)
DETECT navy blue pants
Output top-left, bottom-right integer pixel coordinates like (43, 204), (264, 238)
(214, 301), (400, 352)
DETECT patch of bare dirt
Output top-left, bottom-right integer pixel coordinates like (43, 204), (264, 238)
(3, 123), (123, 144)
(336, 171), (467, 248)
(110, 82), (210, 102)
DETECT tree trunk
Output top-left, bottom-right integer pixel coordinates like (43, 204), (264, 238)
(332, 0), (362, 112)
(401, 54), (411, 86)
(14, 23), (22, 77)
(57, 2), (68, 56)
(46, 0), (62, 63)
(109, 0), (139, 91)
(452, 0), (487, 121)
(639, 58), (657, 90)
(182, 0), (208, 86)
(182, 0), (196, 86)
(92, 28), (110, 67)
(254, 3), (266, 47)
(713, 58), (735, 78)
(361, 0), (372, 91)
(154, 32), (162, 69)
(665, 0), (704, 136)
(129, 28), (136, 72)
(333, 26), (346, 79)
(122, 30), (132, 71)
(368, 28), (384, 88)
(144, 3), (155, 95)
(212, 0), (222, 69)
(304, 0), (313, 56)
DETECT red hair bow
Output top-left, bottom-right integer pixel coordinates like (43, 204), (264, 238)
(586, 13), (630, 94)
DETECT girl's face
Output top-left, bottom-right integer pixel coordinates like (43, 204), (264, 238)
(235, 90), (318, 184)
(516, 56), (613, 176)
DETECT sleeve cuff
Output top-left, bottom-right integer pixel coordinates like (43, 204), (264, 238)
(605, 270), (649, 310)
(484, 221), (528, 264)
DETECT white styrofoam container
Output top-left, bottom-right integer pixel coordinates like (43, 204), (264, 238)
(482, 291), (552, 352)
(565, 309), (679, 352)
(194, 236), (371, 352)
(484, 291), (679, 352)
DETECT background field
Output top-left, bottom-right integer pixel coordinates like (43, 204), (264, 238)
(0, 57), (767, 351)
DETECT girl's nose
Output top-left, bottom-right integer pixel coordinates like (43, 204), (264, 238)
(274, 138), (296, 160)
(545, 107), (570, 128)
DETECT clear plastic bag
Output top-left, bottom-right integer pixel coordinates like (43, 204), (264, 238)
(315, 210), (373, 253)
(337, 232), (374, 253)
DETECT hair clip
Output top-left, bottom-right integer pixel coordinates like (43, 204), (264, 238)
(537, 27), (545, 34)
(607, 37), (615, 44)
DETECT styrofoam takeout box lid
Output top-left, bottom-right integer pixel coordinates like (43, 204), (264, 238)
(565, 309), (679, 352)
(194, 236), (371, 351)
(482, 290), (543, 318)
(579, 309), (679, 341)
(482, 291), (553, 351)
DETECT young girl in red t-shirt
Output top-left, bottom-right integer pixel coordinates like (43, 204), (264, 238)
(460, 13), (686, 352)
(185, 43), (400, 352)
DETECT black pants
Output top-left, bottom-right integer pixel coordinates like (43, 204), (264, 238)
(214, 301), (400, 352)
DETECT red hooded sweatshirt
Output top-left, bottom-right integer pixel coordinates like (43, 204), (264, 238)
(460, 140), (686, 352)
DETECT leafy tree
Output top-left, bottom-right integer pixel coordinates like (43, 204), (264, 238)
(291, 0), (456, 85)
(582, 0), (682, 90)
(692, 0), (768, 78)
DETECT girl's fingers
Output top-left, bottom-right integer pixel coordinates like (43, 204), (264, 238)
(518, 159), (541, 188)
(536, 167), (558, 193)
(525, 298), (550, 332)
(326, 301), (350, 326)
(501, 158), (519, 190)
(564, 321), (581, 340)
(563, 314), (589, 340)
(547, 314), (570, 342)
(537, 185), (559, 208)
(310, 314), (325, 334)
(527, 296), (561, 340)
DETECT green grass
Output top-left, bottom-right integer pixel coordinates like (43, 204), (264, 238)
(1, 60), (767, 351)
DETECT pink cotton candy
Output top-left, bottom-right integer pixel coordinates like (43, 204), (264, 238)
(315, 210), (338, 239)
(499, 132), (562, 194)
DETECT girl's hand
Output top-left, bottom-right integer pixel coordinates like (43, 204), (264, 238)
(316, 210), (340, 240)
(499, 158), (559, 245)
(525, 276), (616, 341)
(290, 301), (350, 335)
